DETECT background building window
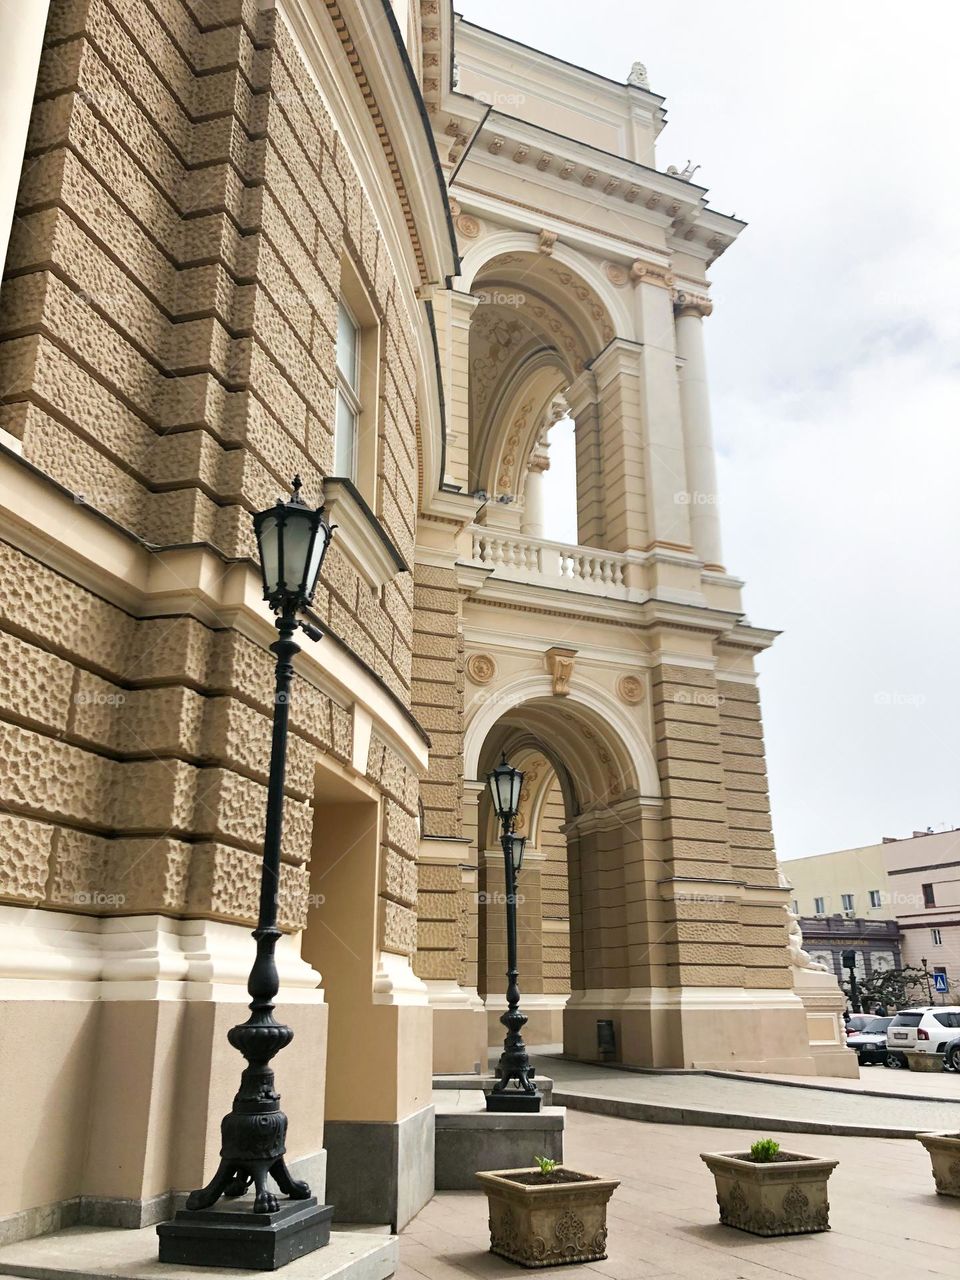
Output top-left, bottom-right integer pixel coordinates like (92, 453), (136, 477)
(841, 893), (855, 911)
(932, 928), (943, 946)
(791, 899), (799, 915)
(923, 882), (936, 908)
(335, 300), (361, 479)
(869, 889), (882, 908)
(814, 896), (825, 914)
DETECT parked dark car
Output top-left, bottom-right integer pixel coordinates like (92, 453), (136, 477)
(845, 1016), (893, 1066)
(938, 1030), (960, 1073)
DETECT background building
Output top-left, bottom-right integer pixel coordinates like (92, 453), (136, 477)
(795, 916), (902, 987)
(0, 0), (846, 1247)
(784, 827), (960, 996)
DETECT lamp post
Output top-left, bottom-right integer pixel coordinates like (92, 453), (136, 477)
(485, 755), (541, 1113)
(922, 956), (933, 1003)
(158, 478), (335, 1270)
(842, 948), (861, 1014)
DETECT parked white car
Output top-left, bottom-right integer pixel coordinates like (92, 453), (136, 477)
(885, 1007), (960, 1064)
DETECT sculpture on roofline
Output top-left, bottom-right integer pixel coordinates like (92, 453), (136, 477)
(627, 61), (649, 89)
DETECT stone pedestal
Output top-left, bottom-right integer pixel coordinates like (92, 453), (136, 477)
(434, 1095), (564, 1190)
(156, 1199), (333, 1270)
(792, 967), (860, 1079)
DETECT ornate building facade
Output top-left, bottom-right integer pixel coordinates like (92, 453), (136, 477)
(0, 0), (840, 1244)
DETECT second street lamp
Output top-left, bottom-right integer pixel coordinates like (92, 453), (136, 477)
(486, 755), (541, 1113)
(159, 477), (335, 1270)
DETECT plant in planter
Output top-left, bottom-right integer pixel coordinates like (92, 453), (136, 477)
(917, 1132), (960, 1196)
(476, 1156), (619, 1268)
(701, 1138), (839, 1237)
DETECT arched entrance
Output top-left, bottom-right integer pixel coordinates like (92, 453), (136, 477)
(465, 681), (673, 1066)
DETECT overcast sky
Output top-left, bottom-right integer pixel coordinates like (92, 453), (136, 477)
(456, 0), (960, 859)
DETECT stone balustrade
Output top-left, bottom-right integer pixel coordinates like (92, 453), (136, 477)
(468, 528), (631, 599)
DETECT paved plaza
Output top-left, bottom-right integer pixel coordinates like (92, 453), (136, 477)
(529, 1052), (960, 1137)
(399, 1108), (960, 1280)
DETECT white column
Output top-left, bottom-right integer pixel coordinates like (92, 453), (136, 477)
(521, 443), (550, 538)
(0, 2), (50, 276)
(675, 293), (724, 568)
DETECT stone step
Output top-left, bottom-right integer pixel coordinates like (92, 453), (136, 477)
(0, 1224), (396, 1280)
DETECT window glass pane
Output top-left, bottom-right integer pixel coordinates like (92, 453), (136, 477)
(841, 894), (854, 911)
(335, 390), (357, 478)
(890, 1013), (922, 1027)
(336, 302), (359, 388)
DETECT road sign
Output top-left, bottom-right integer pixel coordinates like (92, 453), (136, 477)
(934, 972), (949, 994)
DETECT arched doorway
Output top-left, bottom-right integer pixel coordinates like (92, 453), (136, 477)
(465, 680), (670, 1066)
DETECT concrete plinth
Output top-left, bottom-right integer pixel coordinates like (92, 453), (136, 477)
(324, 1105), (434, 1231)
(792, 967), (860, 1079)
(0, 1223), (396, 1280)
(433, 1074), (554, 1105)
(434, 1092), (564, 1190)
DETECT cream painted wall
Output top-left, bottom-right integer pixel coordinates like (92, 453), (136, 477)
(783, 845), (893, 920)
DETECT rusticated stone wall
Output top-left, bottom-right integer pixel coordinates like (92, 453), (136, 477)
(718, 673), (790, 988)
(539, 776), (570, 995)
(0, 0), (416, 699)
(0, 0), (423, 928)
(0, 540), (360, 925)
(410, 562), (463, 837)
(366, 731), (420, 956)
(652, 661), (790, 990)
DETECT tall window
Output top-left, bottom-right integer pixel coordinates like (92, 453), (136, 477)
(923, 883), (936, 908)
(814, 896), (825, 914)
(869, 889), (882, 909)
(335, 300), (361, 480)
(841, 893), (854, 912)
(932, 928), (943, 946)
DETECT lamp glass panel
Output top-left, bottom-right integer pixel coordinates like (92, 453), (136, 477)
(510, 835), (526, 873)
(257, 513), (280, 596)
(304, 519), (330, 601)
(508, 768), (523, 815)
(282, 508), (314, 596)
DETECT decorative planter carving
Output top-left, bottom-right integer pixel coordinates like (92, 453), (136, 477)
(700, 1150), (838, 1237)
(918, 1131), (960, 1196)
(477, 1167), (619, 1267)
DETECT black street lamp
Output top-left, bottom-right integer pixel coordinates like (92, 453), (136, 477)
(841, 948), (861, 1014)
(159, 478), (335, 1271)
(485, 755), (541, 1113)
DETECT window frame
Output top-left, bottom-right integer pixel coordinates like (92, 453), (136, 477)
(923, 882), (937, 908)
(335, 297), (362, 481)
(869, 889), (882, 909)
(932, 928), (943, 946)
(814, 896), (825, 915)
(332, 257), (381, 504)
(841, 893), (855, 912)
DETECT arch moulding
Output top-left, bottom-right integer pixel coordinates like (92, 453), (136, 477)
(457, 232), (635, 342)
(463, 671), (661, 802)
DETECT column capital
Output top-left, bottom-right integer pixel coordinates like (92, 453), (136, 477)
(673, 290), (713, 319)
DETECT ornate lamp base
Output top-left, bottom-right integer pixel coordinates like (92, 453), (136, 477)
(157, 1198), (333, 1271)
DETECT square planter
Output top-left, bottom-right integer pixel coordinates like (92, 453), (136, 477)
(905, 1052), (944, 1073)
(476, 1167), (619, 1268)
(918, 1132), (960, 1195)
(701, 1150), (838, 1236)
